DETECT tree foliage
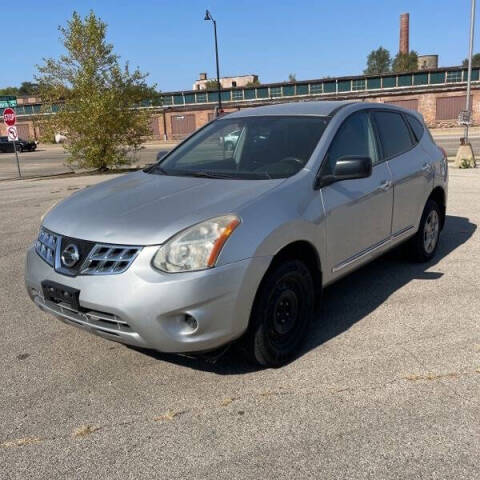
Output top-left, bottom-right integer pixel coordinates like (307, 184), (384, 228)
(364, 47), (391, 74)
(245, 79), (261, 87)
(0, 82), (39, 96)
(462, 53), (480, 67)
(35, 11), (155, 170)
(204, 79), (220, 90)
(288, 73), (297, 82)
(392, 50), (419, 73)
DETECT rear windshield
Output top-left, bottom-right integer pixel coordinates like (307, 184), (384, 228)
(149, 115), (329, 180)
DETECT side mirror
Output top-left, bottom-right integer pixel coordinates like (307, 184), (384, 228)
(316, 156), (372, 188)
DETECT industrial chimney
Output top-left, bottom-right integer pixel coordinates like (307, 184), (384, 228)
(399, 13), (409, 54)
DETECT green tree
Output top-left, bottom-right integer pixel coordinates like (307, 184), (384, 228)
(0, 86), (19, 96)
(392, 50), (419, 73)
(204, 79), (220, 90)
(18, 82), (39, 95)
(462, 53), (480, 67)
(288, 73), (297, 82)
(245, 79), (260, 87)
(35, 11), (153, 170)
(364, 47), (391, 74)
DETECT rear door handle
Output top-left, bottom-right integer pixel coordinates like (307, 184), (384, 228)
(422, 163), (432, 173)
(378, 180), (392, 192)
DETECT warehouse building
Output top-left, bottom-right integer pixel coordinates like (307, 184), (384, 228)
(3, 64), (478, 142)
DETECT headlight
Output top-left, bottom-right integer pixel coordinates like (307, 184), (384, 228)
(152, 215), (240, 273)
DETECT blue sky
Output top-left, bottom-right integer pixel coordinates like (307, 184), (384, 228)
(3, 0), (477, 92)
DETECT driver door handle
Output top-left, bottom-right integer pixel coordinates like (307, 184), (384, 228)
(378, 180), (392, 192)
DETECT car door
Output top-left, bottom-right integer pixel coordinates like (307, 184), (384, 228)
(321, 110), (393, 276)
(372, 110), (433, 237)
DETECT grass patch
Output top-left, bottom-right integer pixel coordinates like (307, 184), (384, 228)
(153, 410), (185, 422)
(72, 425), (100, 438)
(1, 437), (41, 448)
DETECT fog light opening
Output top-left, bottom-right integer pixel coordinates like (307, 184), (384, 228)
(184, 314), (198, 331)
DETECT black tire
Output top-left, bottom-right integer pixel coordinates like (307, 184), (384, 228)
(239, 259), (314, 367)
(17, 145), (22, 153)
(410, 199), (442, 262)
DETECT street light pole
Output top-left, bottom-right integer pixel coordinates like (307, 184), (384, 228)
(204, 10), (222, 115)
(465, 0), (476, 143)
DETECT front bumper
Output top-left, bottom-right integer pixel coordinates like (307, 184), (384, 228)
(25, 246), (271, 353)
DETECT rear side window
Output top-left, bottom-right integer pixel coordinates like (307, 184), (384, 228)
(406, 114), (425, 141)
(373, 111), (413, 159)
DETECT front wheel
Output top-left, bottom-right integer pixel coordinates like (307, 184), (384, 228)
(410, 199), (441, 262)
(239, 259), (314, 367)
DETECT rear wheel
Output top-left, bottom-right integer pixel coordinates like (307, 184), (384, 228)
(239, 259), (314, 367)
(410, 199), (441, 262)
(17, 145), (23, 153)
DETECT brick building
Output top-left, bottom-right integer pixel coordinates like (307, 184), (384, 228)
(2, 65), (479, 142)
(193, 73), (259, 90)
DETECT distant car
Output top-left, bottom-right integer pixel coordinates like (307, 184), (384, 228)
(223, 129), (241, 151)
(0, 136), (37, 153)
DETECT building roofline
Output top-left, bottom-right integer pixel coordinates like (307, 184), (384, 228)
(168, 65), (466, 95)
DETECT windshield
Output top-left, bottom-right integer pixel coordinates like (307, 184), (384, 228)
(149, 115), (329, 180)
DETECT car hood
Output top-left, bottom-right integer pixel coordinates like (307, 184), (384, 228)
(43, 171), (284, 245)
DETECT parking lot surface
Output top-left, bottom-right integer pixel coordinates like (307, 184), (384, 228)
(0, 143), (172, 180)
(0, 168), (479, 479)
(0, 131), (478, 180)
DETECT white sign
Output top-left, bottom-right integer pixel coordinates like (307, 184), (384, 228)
(7, 125), (18, 141)
(458, 110), (472, 126)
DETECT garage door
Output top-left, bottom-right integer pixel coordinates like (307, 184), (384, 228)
(149, 116), (161, 139)
(388, 99), (418, 111)
(171, 114), (196, 138)
(436, 96), (470, 120)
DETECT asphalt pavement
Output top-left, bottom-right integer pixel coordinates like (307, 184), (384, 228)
(0, 167), (479, 479)
(434, 134), (480, 156)
(0, 144), (170, 181)
(0, 131), (477, 180)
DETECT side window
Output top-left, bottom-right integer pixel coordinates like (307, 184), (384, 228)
(373, 111), (413, 159)
(406, 114), (425, 142)
(325, 111), (378, 173)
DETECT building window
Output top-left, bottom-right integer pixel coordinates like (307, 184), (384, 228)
(196, 93), (207, 103)
(352, 79), (365, 91)
(270, 87), (282, 97)
(310, 83), (323, 94)
(446, 71), (462, 83)
(232, 81), (237, 87)
(231, 90), (243, 100)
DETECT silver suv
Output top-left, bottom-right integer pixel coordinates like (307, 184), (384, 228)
(25, 101), (448, 367)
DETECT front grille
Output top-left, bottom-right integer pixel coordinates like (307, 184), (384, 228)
(35, 229), (59, 266)
(33, 292), (134, 337)
(80, 244), (141, 275)
(35, 227), (142, 276)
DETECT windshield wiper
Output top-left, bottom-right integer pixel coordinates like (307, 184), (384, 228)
(146, 164), (169, 175)
(181, 170), (234, 179)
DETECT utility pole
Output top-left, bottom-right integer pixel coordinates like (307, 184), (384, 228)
(204, 10), (222, 115)
(465, 0), (476, 143)
(456, 0), (477, 167)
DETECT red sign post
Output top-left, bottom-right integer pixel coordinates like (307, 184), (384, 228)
(3, 107), (21, 177)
